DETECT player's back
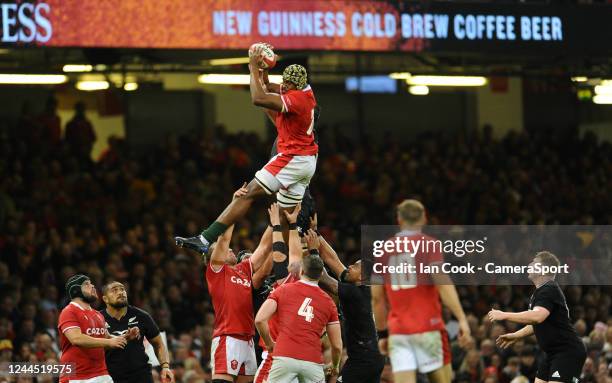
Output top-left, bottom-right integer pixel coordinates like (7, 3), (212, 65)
(206, 259), (255, 339)
(258, 273), (300, 350)
(275, 86), (318, 156)
(269, 280), (339, 364)
(382, 232), (445, 335)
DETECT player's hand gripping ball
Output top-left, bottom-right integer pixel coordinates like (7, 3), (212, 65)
(248, 42), (276, 69)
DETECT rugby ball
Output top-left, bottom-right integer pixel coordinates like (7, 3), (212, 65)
(249, 43), (276, 69)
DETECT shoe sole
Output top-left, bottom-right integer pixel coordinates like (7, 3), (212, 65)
(174, 237), (207, 255)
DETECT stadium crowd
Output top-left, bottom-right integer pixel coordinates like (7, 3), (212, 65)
(0, 102), (611, 383)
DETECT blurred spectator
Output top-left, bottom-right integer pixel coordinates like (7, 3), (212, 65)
(0, 339), (13, 362)
(16, 100), (39, 148)
(459, 349), (485, 382)
(500, 356), (521, 383)
(65, 101), (96, 160)
(37, 96), (61, 146)
(519, 345), (537, 381)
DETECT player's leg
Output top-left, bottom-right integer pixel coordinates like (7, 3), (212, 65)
(392, 371), (417, 383)
(268, 357), (300, 383)
(535, 352), (552, 383)
(366, 353), (386, 383)
(338, 357), (357, 382)
(175, 155), (284, 254)
(236, 339), (258, 383)
(254, 351), (274, 383)
(274, 155), (316, 244)
(210, 336), (241, 383)
(546, 348), (587, 383)
(340, 354), (385, 383)
(294, 360), (325, 383)
(425, 364), (451, 383)
(274, 154), (316, 208)
(213, 178), (268, 228)
(420, 330), (452, 383)
(388, 335), (418, 383)
(236, 375), (253, 383)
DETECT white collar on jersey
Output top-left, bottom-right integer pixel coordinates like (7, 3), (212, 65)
(280, 84), (312, 96)
(396, 229), (421, 236)
(299, 279), (318, 287)
(70, 301), (86, 311)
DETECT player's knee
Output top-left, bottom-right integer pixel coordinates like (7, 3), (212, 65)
(277, 202), (298, 211)
(394, 371), (417, 383)
(239, 181), (262, 199)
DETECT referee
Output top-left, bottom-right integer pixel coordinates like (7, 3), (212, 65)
(101, 281), (175, 383)
(488, 251), (586, 383)
(305, 229), (385, 383)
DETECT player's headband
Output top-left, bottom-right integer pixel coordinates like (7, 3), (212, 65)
(237, 250), (252, 263)
(282, 64), (308, 90)
(65, 274), (90, 299)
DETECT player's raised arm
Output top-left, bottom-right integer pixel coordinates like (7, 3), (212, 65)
(209, 224), (234, 267)
(256, 68), (281, 124)
(208, 183), (248, 267)
(283, 203), (303, 268)
(249, 46), (284, 112)
(303, 229), (339, 296)
(253, 254), (274, 290)
(250, 226), (273, 273)
(317, 235), (347, 279)
(269, 202), (290, 280)
(318, 268), (339, 297)
(261, 68), (281, 94)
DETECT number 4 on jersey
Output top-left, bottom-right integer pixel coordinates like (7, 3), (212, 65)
(298, 297), (315, 322)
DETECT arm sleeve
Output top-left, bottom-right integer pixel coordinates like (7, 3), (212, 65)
(58, 308), (80, 334)
(206, 262), (225, 277)
(328, 301), (340, 324)
(268, 286), (283, 304)
(532, 286), (556, 312)
(141, 310), (161, 340)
